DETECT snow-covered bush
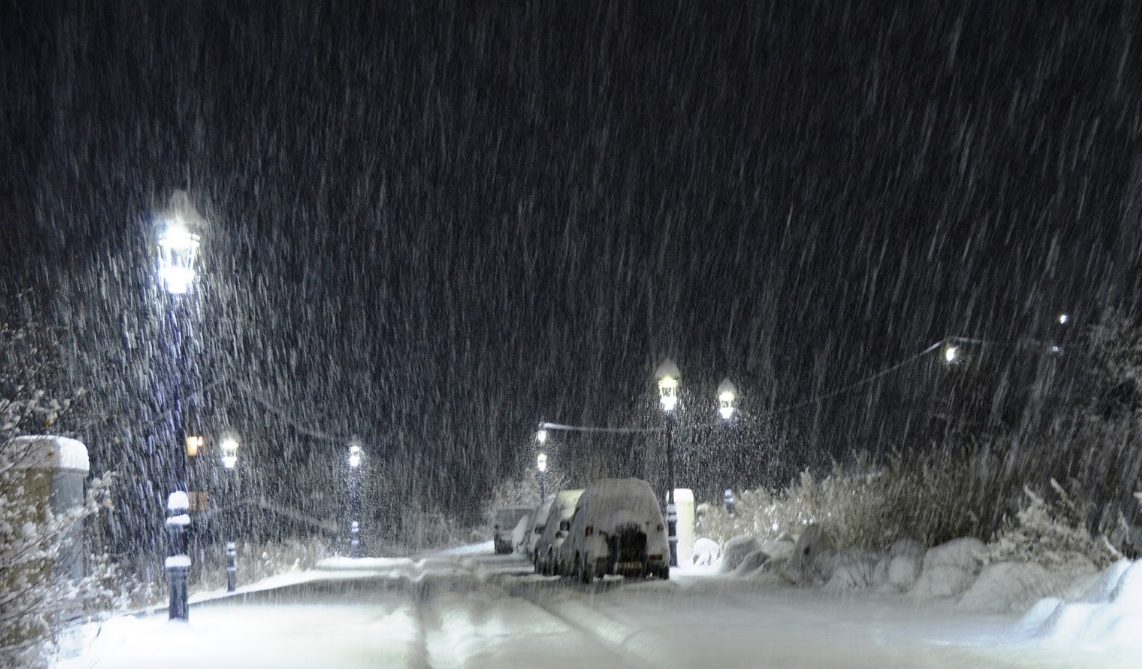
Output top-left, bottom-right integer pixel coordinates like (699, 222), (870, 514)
(701, 456), (980, 556)
(987, 479), (1123, 569)
(0, 324), (118, 668)
(0, 445), (114, 668)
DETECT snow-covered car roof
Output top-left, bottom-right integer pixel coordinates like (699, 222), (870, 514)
(575, 478), (660, 521)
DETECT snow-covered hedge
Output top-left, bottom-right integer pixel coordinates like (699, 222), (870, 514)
(986, 479), (1124, 570)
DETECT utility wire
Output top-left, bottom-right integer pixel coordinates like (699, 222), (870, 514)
(536, 338), (955, 434)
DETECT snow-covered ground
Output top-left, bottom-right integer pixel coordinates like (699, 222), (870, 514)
(57, 546), (1137, 669)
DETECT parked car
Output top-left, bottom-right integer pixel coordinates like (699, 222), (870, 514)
(520, 495), (556, 558)
(491, 505), (533, 554)
(557, 478), (669, 582)
(533, 489), (584, 575)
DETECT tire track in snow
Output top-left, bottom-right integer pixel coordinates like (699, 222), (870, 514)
(408, 558), (648, 669)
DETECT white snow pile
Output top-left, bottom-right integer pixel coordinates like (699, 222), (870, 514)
(692, 537), (720, 566)
(824, 549), (883, 593)
(718, 536), (761, 573)
(909, 538), (985, 600)
(1019, 559), (1142, 649)
(880, 538), (925, 592)
(957, 560), (1095, 613)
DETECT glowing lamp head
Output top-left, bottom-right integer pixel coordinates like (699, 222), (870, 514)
(185, 435), (204, 458)
(655, 358), (682, 413)
(537, 452), (548, 473)
(717, 378), (737, 420)
(220, 436), (239, 469)
(348, 443), (362, 468)
(536, 429), (548, 444)
(943, 345), (959, 364)
(1058, 312), (1070, 325)
(156, 192), (205, 296)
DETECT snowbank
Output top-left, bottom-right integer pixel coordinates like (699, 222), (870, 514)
(692, 537), (720, 566)
(1022, 559), (1142, 649)
(825, 549), (883, 592)
(785, 524), (834, 585)
(910, 538), (984, 600)
(719, 536), (761, 573)
(882, 538), (925, 592)
(957, 560), (1096, 613)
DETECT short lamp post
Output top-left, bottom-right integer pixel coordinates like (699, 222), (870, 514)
(348, 441), (363, 558)
(157, 191), (203, 622)
(655, 358), (681, 567)
(220, 436), (239, 591)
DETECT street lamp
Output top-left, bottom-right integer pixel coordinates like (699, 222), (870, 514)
(156, 190), (203, 622)
(654, 358), (681, 567)
(536, 428), (548, 445)
(537, 451), (548, 499)
(717, 378), (738, 421)
(220, 436), (239, 470)
(943, 344), (960, 364)
(347, 440), (363, 557)
(218, 435), (240, 591)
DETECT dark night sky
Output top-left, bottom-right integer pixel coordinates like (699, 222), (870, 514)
(3, 1), (1142, 520)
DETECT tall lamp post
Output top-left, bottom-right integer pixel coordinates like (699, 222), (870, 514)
(655, 358), (681, 567)
(536, 428), (548, 500)
(220, 436), (240, 592)
(156, 191), (203, 621)
(348, 440), (363, 558)
(537, 452), (548, 499)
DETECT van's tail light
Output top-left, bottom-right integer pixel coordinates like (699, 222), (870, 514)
(648, 554), (663, 561)
(585, 526), (593, 536)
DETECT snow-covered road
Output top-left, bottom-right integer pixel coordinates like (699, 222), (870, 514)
(58, 551), (1132, 668)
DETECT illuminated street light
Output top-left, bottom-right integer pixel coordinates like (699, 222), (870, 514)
(155, 190), (205, 623)
(654, 358), (681, 567)
(943, 345), (959, 364)
(157, 192), (203, 296)
(536, 428), (548, 444)
(220, 436), (239, 469)
(537, 452), (548, 473)
(1058, 312), (1070, 325)
(655, 358), (682, 413)
(185, 435), (204, 458)
(717, 378), (737, 420)
(347, 439), (363, 557)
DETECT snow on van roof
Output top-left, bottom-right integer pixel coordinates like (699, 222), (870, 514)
(577, 478), (661, 520)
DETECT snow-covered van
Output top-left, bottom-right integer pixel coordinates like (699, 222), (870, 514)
(491, 506), (532, 554)
(533, 489), (584, 575)
(558, 478), (669, 582)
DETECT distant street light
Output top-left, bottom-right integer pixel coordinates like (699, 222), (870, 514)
(536, 428), (548, 444)
(220, 436), (239, 470)
(156, 190), (204, 622)
(943, 344), (960, 364)
(717, 378), (738, 421)
(537, 452), (548, 473)
(219, 435), (240, 591)
(1058, 312), (1070, 325)
(347, 440), (363, 557)
(185, 435), (204, 458)
(654, 358), (682, 567)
